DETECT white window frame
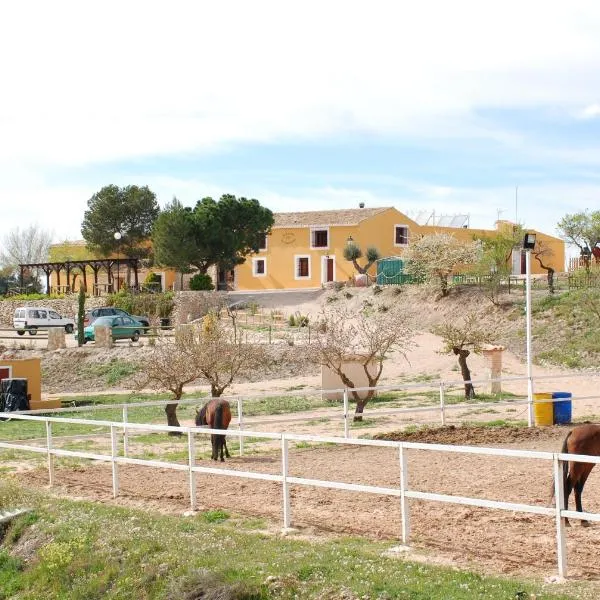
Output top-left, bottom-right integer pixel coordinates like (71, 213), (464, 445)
(252, 257), (267, 277)
(294, 255), (311, 280)
(310, 226), (330, 250)
(394, 224), (410, 247)
(258, 232), (268, 252)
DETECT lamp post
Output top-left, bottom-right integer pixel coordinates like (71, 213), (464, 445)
(114, 232), (122, 292)
(523, 232), (537, 427)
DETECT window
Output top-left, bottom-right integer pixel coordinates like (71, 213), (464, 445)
(252, 258), (267, 277)
(295, 255), (311, 279)
(394, 225), (409, 246)
(257, 232), (267, 251)
(311, 228), (329, 249)
(49, 311), (60, 319)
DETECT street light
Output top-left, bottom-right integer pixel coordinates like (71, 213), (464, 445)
(523, 232), (536, 427)
(114, 232), (122, 292)
(346, 235), (354, 245)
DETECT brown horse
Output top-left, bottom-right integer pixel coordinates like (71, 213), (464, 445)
(557, 424), (600, 526)
(195, 399), (232, 462)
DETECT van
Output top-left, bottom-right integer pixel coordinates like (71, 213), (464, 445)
(13, 307), (75, 336)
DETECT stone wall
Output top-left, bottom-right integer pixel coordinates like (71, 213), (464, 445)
(0, 297), (106, 328)
(173, 291), (229, 325)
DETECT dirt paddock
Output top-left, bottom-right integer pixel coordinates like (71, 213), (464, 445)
(16, 425), (600, 581)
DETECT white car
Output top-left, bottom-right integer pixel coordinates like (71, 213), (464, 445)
(13, 307), (75, 335)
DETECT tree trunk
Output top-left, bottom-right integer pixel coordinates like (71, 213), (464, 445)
(440, 274), (449, 297)
(547, 268), (555, 295)
(165, 388), (183, 435)
(211, 384), (224, 398)
(353, 389), (375, 421)
(453, 347), (475, 399)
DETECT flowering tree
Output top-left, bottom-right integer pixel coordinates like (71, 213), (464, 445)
(403, 233), (479, 297)
(311, 304), (414, 420)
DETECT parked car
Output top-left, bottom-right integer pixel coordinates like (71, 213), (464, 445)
(77, 315), (145, 344)
(84, 307), (150, 331)
(13, 307), (75, 335)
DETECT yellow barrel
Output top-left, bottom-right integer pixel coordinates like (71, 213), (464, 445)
(534, 393), (553, 427)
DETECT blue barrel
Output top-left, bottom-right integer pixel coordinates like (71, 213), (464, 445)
(552, 392), (572, 424)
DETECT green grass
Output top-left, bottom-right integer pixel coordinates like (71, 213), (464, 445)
(0, 481), (584, 600)
(530, 289), (600, 368)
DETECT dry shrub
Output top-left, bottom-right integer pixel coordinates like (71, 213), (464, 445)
(165, 569), (261, 600)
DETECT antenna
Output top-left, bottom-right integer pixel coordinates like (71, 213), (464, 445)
(515, 185), (518, 224)
(496, 208), (505, 223)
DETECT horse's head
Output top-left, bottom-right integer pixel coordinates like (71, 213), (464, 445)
(195, 404), (207, 427)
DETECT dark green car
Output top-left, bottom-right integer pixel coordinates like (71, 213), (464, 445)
(76, 315), (144, 344)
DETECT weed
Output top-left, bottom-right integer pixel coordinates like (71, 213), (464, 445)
(201, 509), (230, 523)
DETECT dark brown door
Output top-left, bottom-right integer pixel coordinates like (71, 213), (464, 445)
(326, 258), (334, 282)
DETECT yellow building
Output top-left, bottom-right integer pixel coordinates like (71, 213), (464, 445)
(234, 207), (565, 291)
(47, 206), (565, 293)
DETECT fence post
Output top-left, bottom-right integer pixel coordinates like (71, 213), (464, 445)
(188, 430), (197, 511)
(343, 389), (350, 439)
(439, 383), (446, 426)
(281, 435), (291, 529)
(237, 397), (244, 456)
(553, 454), (567, 578)
(268, 325), (272, 344)
(527, 377), (534, 428)
(45, 421), (54, 486)
(399, 443), (410, 544)
(110, 425), (119, 498)
(122, 405), (129, 458)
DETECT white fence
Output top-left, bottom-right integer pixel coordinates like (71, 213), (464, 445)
(19, 370), (600, 449)
(0, 410), (598, 578)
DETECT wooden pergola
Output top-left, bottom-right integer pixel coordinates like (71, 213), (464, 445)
(19, 258), (140, 295)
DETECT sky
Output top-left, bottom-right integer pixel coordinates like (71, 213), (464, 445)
(2, 1), (600, 256)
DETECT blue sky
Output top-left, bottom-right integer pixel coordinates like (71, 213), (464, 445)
(2, 0), (600, 256)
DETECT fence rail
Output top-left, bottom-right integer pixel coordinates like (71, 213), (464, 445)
(0, 410), (594, 578)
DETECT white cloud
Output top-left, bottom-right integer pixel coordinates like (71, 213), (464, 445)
(2, 0), (600, 166)
(579, 104), (600, 119)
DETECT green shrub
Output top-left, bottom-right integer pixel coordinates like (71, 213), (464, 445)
(107, 291), (175, 320)
(189, 273), (215, 291)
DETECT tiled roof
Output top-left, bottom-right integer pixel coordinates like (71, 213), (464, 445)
(273, 207), (391, 228)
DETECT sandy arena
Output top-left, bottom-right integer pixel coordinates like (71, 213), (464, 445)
(16, 424), (600, 582)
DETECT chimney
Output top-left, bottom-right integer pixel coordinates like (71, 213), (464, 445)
(359, 202), (365, 208)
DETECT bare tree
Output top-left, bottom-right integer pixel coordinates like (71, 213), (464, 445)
(139, 314), (268, 430)
(403, 233), (479, 297)
(0, 225), (53, 271)
(311, 303), (414, 420)
(432, 313), (493, 399)
(532, 239), (556, 294)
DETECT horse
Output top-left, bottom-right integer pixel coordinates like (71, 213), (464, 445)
(195, 399), (232, 462)
(555, 424), (600, 527)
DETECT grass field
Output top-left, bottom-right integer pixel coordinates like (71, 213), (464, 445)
(0, 481), (585, 600)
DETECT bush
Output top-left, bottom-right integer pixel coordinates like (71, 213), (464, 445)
(189, 273), (215, 291)
(106, 290), (175, 320)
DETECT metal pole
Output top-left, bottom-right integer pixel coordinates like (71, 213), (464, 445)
(122, 405), (129, 458)
(281, 436), (291, 529)
(525, 249), (535, 427)
(553, 454), (567, 578)
(439, 383), (446, 426)
(399, 444), (410, 544)
(237, 397), (244, 456)
(188, 430), (197, 511)
(46, 421), (54, 486)
(343, 389), (350, 439)
(110, 425), (119, 498)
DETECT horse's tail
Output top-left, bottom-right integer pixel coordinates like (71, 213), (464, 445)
(550, 430), (572, 501)
(214, 402), (225, 430)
